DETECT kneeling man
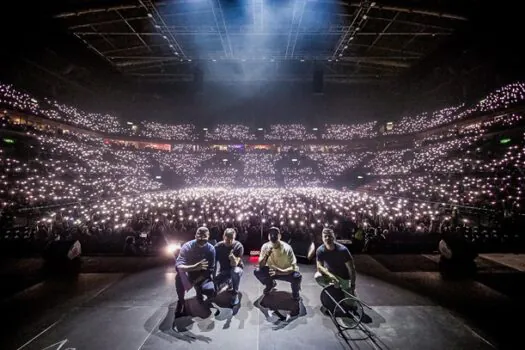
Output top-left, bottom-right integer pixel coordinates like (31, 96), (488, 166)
(254, 227), (302, 301)
(315, 228), (356, 297)
(214, 228), (244, 306)
(175, 227), (216, 317)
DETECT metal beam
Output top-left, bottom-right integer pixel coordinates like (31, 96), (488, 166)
(400, 27), (425, 52)
(54, 5), (139, 18)
(108, 55), (420, 60)
(354, 11), (399, 71)
(116, 10), (153, 53)
(209, 0), (234, 58)
(129, 72), (391, 80)
(350, 43), (422, 56)
(91, 25), (117, 50)
(139, 0), (187, 58)
(364, 15), (455, 31)
(332, 1), (373, 59)
(54, 1), (467, 21)
(285, 0), (307, 59)
(133, 77), (387, 84)
(116, 57), (181, 67)
(73, 33), (115, 66)
(372, 4), (467, 21)
(124, 61), (186, 72)
(340, 57), (409, 68)
(54, 0), (208, 18)
(74, 30), (449, 36)
(335, 1), (468, 21)
(367, 12), (399, 52)
(69, 16), (148, 29)
(102, 44), (167, 54)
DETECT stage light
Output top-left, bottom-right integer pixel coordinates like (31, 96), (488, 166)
(166, 243), (181, 255)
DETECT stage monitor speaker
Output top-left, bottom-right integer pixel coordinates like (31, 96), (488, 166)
(313, 68), (324, 94)
(43, 240), (82, 274)
(43, 240), (82, 262)
(290, 238), (315, 261)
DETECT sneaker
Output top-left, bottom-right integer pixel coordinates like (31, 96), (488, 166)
(320, 306), (329, 315)
(289, 306), (300, 318)
(231, 293), (240, 306)
(263, 280), (277, 295)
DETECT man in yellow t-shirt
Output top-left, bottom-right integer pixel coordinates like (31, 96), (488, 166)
(254, 227), (302, 301)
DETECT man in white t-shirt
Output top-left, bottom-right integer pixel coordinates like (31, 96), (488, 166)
(254, 227), (302, 301)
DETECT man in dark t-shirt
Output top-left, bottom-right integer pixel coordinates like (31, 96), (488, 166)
(315, 228), (356, 296)
(174, 227), (216, 318)
(214, 228), (244, 306)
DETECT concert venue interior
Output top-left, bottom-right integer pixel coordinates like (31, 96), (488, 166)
(1, 1), (524, 349)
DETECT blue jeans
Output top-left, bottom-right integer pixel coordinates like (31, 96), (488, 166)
(254, 266), (302, 299)
(214, 266), (243, 293)
(175, 269), (216, 302)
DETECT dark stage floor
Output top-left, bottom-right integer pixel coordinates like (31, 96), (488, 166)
(0, 257), (499, 350)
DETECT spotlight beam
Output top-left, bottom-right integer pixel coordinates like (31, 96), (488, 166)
(285, 0), (307, 59)
(209, 0), (234, 58)
(253, 0), (264, 32)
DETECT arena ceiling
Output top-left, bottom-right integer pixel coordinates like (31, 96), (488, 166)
(53, 0), (469, 84)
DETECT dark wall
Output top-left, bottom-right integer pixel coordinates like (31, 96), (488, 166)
(395, 1), (525, 115)
(0, 1), (128, 114)
(120, 81), (393, 125)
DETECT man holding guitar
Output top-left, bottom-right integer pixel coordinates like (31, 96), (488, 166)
(315, 227), (357, 298)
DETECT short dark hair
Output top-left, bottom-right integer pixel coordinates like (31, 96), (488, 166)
(268, 227), (280, 236)
(224, 228), (236, 237)
(322, 228), (335, 236)
(196, 226), (209, 236)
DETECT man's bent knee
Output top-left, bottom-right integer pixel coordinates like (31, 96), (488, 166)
(254, 266), (268, 276)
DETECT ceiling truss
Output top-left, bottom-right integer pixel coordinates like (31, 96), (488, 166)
(53, 0), (467, 83)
